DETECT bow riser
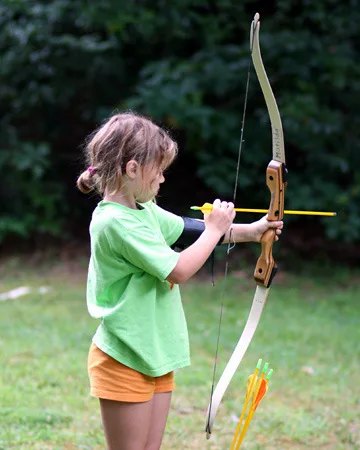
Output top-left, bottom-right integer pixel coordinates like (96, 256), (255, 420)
(254, 160), (287, 287)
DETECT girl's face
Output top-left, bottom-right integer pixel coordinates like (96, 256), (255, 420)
(135, 163), (165, 203)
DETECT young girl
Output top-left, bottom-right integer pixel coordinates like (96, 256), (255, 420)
(77, 112), (283, 450)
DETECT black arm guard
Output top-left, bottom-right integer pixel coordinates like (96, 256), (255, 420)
(172, 217), (225, 249)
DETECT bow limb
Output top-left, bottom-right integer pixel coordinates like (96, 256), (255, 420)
(205, 286), (269, 438)
(205, 12), (287, 438)
(251, 13), (285, 165)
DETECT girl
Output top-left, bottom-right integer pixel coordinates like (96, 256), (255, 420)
(77, 112), (283, 450)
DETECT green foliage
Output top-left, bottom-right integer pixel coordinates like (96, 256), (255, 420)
(1, 0), (360, 243)
(0, 138), (64, 239)
(0, 0), (122, 239)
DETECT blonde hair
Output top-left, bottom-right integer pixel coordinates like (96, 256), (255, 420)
(77, 112), (178, 195)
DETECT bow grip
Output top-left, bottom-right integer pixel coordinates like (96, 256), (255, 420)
(254, 228), (277, 287)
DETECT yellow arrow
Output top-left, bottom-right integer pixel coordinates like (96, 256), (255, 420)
(231, 361), (273, 450)
(191, 204), (336, 217)
(230, 359), (262, 450)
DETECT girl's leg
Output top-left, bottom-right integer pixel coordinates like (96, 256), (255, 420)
(99, 392), (171, 450)
(145, 392), (172, 450)
(100, 398), (153, 450)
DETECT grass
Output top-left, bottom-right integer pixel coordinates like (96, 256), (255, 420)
(0, 253), (359, 449)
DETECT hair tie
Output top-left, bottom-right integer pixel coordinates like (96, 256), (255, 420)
(88, 166), (96, 176)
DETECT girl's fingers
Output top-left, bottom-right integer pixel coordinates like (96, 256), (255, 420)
(269, 220), (283, 229)
(213, 198), (221, 209)
(220, 201), (229, 209)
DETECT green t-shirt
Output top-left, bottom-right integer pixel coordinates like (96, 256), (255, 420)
(87, 200), (190, 376)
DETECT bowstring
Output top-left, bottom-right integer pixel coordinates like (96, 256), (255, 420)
(206, 19), (257, 433)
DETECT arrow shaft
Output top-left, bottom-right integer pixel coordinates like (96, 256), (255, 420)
(192, 206), (336, 217)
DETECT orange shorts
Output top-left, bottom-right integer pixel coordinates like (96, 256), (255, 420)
(87, 343), (175, 402)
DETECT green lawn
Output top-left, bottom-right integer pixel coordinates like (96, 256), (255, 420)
(0, 255), (359, 449)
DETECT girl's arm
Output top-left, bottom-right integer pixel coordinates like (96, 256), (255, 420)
(167, 211), (283, 284)
(167, 200), (235, 284)
(223, 215), (283, 244)
(186, 215), (283, 244)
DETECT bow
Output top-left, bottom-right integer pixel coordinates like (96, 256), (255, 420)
(205, 12), (287, 438)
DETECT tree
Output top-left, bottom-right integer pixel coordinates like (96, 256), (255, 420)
(1, 0), (359, 244)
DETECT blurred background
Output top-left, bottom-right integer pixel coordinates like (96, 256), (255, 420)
(1, 0), (359, 260)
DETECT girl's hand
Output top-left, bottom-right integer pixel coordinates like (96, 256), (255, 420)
(249, 215), (284, 242)
(204, 199), (236, 237)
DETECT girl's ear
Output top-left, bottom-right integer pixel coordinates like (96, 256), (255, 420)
(125, 160), (139, 179)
